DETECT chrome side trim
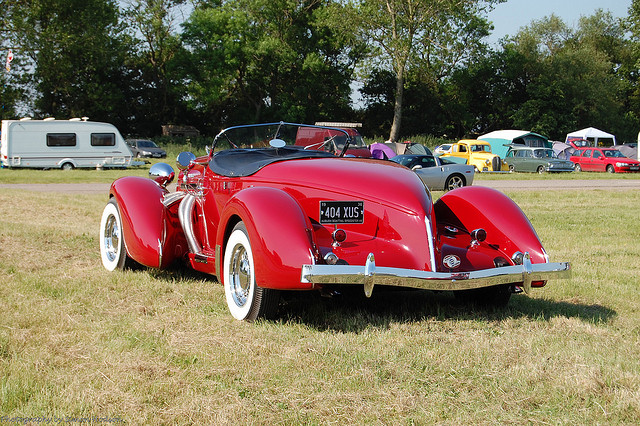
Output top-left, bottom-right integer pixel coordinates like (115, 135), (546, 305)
(178, 193), (202, 254)
(215, 244), (221, 276)
(424, 216), (437, 272)
(301, 251), (570, 297)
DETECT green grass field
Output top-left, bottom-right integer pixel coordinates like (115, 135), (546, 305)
(0, 174), (639, 423)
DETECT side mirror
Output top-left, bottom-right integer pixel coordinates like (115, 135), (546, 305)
(177, 151), (196, 170)
(149, 162), (175, 187)
(412, 165), (422, 171)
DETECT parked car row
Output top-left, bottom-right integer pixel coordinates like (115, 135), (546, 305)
(433, 141), (640, 174)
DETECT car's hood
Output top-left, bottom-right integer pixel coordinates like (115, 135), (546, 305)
(253, 157), (432, 216)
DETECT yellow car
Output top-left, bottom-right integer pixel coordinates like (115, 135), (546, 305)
(440, 139), (509, 172)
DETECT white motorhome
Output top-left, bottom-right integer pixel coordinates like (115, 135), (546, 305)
(1, 118), (133, 169)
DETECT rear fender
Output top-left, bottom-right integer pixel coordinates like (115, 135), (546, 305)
(434, 186), (546, 264)
(110, 176), (186, 268)
(218, 187), (315, 290)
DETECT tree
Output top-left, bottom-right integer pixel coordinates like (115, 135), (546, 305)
(503, 13), (628, 140)
(180, 0), (360, 132)
(332, 0), (499, 141)
(1, 1), (27, 118)
(623, 0), (640, 139)
(121, 0), (187, 133)
(6, 0), (135, 129)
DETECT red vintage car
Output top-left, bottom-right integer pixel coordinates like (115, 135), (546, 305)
(100, 123), (570, 321)
(570, 147), (640, 173)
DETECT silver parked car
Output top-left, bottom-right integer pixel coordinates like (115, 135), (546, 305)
(391, 154), (475, 191)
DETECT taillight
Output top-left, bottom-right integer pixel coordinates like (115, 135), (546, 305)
(332, 228), (347, 246)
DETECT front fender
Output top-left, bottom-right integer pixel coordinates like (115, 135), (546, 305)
(110, 176), (186, 268)
(434, 186), (546, 264)
(218, 187), (315, 290)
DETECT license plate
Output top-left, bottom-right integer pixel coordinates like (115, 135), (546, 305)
(319, 201), (364, 224)
(630, 166), (639, 171)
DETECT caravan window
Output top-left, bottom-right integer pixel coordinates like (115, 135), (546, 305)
(91, 133), (116, 147)
(47, 133), (76, 147)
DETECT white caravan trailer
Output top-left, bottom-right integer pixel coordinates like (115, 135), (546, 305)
(1, 118), (133, 169)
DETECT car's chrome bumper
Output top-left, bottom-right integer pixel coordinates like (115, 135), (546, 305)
(301, 252), (571, 297)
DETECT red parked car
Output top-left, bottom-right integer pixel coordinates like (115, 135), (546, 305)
(100, 123), (570, 321)
(570, 147), (640, 173)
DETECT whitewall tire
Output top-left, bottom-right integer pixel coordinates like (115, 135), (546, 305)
(223, 222), (279, 321)
(100, 198), (128, 271)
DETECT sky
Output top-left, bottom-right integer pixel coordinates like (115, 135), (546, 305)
(487, 0), (632, 44)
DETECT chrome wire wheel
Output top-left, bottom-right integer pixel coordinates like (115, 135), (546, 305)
(223, 222), (280, 321)
(104, 215), (120, 263)
(224, 223), (257, 320)
(229, 244), (252, 308)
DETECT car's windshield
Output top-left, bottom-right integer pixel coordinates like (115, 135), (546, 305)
(438, 157), (457, 165)
(212, 122), (352, 157)
(603, 150), (626, 158)
(351, 135), (366, 148)
(533, 149), (557, 159)
(470, 144), (491, 152)
(138, 140), (157, 148)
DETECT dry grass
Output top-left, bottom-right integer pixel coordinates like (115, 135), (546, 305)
(0, 188), (638, 424)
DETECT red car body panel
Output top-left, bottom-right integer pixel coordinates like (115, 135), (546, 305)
(110, 176), (187, 268)
(435, 187), (546, 264)
(215, 186), (316, 289)
(203, 157), (435, 281)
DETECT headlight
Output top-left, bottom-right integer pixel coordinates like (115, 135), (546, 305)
(616, 162), (629, 167)
(142, 151), (151, 155)
(485, 159), (490, 165)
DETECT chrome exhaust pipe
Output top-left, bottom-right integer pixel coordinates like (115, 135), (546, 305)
(178, 193), (202, 254)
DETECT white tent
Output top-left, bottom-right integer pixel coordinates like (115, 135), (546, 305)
(565, 127), (617, 146)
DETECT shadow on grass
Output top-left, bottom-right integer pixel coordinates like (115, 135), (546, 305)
(144, 267), (616, 333)
(277, 288), (617, 333)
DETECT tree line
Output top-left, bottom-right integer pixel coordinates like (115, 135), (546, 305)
(1, 0), (640, 143)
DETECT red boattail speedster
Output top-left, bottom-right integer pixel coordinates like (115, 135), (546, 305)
(100, 123), (570, 321)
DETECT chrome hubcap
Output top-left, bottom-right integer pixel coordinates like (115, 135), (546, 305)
(230, 244), (251, 307)
(104, 215), (119, 262)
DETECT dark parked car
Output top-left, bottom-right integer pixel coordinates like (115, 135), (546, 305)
(505, 146), (574, 173)
(390, 154), (475, 191)
(126, 139), (167, 158)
